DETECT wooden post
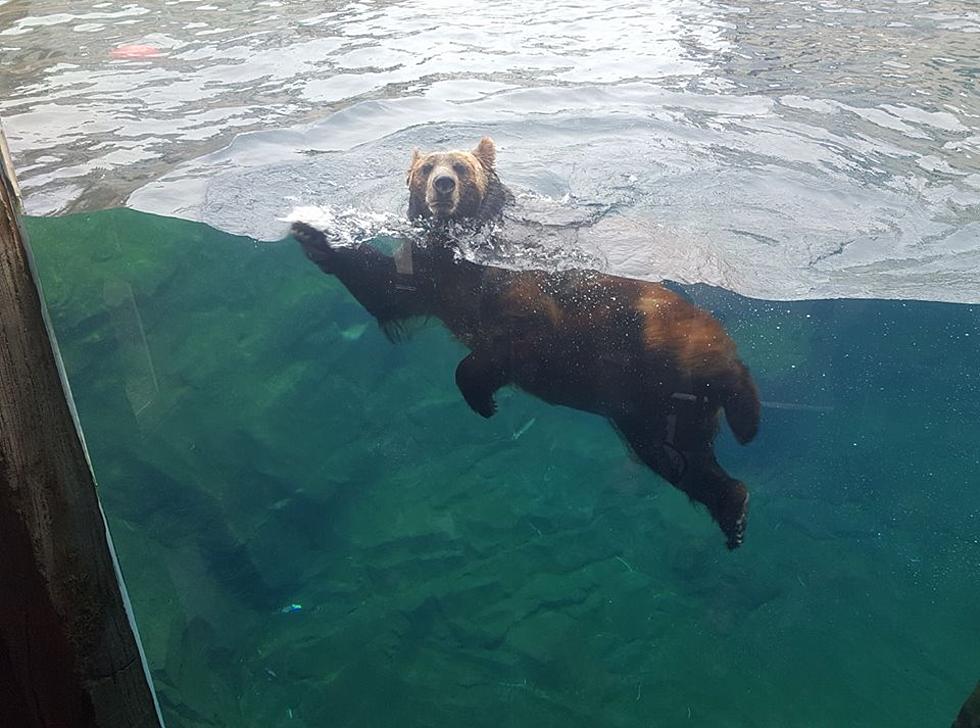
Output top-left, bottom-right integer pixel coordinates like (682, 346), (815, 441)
(0, 125), (164, 726)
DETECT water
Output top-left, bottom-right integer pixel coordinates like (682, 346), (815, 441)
(24, 210), (980, 727)
(4, 0), (980, 726)
(3, 0), (980, 300)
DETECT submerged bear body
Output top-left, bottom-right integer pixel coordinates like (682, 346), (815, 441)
(293, 138), (760, 549)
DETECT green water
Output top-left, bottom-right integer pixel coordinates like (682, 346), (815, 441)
(25, 210), (979, 727)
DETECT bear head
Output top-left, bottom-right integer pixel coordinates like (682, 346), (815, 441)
(406, 137), (506, 223)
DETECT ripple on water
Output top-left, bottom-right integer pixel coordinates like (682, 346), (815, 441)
(132, 82), (980, 303)
(1, 0), (978, 301)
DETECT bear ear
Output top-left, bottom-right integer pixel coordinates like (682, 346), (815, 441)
(406, 148), (422, 184)
(473, 137), (496, 170)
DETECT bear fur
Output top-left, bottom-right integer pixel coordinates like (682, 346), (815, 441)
(406, 137), (513, 223)
(293, 140), (760, 549)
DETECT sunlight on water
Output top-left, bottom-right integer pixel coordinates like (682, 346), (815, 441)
(2, 0), (979, 301)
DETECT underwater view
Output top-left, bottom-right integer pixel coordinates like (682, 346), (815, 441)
(3, 0), (979, 726)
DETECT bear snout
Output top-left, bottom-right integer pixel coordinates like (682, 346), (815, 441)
(432, 174), (456, 194)
(426, 169), (461, 216)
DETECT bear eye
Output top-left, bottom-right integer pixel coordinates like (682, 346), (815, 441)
(420, 163), (433, 175)
(452, 162), (468, 176)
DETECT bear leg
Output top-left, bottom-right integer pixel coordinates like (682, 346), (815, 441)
(680, 452), (750, 551)
(613, 416), (749, 549)
(455, 352), (509, 418)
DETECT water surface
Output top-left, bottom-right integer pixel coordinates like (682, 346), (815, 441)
(3, 0), (980, 300)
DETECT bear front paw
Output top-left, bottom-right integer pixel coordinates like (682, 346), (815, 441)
(468, 393), (497, 419)
(291, 222), (335, 269)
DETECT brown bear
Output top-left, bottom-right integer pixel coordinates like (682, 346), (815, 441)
(292, 139), (760, 549)
(407, 137), (514, 223)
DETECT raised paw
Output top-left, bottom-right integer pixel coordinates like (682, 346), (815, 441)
(290, 221), (321, 244)
(291, 222), (334, 270)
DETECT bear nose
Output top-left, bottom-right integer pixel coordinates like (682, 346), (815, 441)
(433, 175), (456, 194)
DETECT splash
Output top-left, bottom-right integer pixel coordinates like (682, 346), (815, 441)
(283, 192), (609, 275)
(281, 206), (415, 247)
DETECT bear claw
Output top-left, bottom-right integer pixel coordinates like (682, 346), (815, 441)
(724, 488), (749, 550)
(291, 222), (336, 270)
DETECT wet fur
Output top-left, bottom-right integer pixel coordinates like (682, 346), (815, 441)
(293, 140), (760, 549)
(406, 137), (514, 223)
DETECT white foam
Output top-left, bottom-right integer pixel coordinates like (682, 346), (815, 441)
(280, 205), (411, 247)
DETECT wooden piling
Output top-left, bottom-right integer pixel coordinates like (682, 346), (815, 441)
(0, 124), (164, 726)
